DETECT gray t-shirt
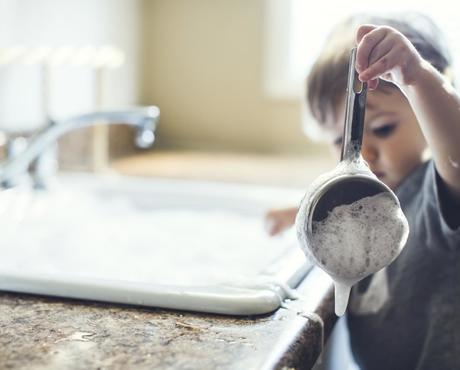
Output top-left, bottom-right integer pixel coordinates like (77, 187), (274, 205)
(347, 160), (460, 370)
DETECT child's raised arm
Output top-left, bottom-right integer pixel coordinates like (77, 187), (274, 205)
(355, 24), (460, 205)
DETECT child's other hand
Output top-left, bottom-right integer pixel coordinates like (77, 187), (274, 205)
(264, 207), (297, 236)
(355, 25), (424, 90)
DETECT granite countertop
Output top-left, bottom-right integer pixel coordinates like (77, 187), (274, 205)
(1, 151), (338, 369)
(0, 268), (336, 370)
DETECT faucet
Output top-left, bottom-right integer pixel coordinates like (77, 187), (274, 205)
(0, 106), (160, 188)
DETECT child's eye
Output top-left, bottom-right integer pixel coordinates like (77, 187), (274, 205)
(372, 123), (397, 138)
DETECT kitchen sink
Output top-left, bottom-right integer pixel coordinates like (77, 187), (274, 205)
(0, 173), (312, 315)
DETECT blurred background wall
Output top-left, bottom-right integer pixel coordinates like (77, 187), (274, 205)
(139, 0), (318, 155)
(0, 0), (327, 168)
(1, 0), (458, 166)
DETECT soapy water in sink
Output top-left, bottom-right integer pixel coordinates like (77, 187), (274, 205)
(0, 188), (301, 287)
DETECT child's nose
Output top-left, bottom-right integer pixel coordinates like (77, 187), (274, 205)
(361, 141), (378, 164)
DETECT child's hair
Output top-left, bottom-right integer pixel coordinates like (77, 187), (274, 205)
(306, 12), (453, 130)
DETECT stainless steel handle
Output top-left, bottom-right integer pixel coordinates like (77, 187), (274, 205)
(341, 48), (368, 162)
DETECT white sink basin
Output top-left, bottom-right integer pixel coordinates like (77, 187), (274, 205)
(0, 173), (311, 315)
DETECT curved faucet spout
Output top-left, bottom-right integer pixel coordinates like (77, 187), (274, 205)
(0, 106), (159, 185)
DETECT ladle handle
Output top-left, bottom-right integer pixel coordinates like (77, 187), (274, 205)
(341, 48), (368, 162)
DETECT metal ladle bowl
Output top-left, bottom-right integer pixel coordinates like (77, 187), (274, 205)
(309, 175), (391, 223)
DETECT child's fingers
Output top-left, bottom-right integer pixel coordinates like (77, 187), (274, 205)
(356, 27), (388, 72)
(367, 78), (379, 90)
(264, 207), (297, 236)
(264, 213), (282, 236)
(356, 24), (377, 43)
(358, 49), (397, 82)
(265, 218), (285, 236)
(264, 212), (293, 236)
(264, 218), (277, 236)
(367, 35), (393, 66)
(356, 24), (381, 91)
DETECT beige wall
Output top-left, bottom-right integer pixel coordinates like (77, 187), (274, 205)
(140, 0), (325, 155)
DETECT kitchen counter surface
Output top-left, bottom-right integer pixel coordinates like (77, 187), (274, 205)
(0, 268), (336, 370)
(110, 150), (335, 188)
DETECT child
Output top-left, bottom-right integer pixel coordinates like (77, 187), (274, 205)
(266, 13), (460, 370)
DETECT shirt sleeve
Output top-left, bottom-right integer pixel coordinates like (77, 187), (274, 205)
(416, 161), (460, 251)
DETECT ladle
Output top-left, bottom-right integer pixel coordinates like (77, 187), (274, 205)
(296, 48), (406, 316)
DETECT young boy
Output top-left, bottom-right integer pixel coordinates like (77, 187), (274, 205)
(266, 13), (460, 370)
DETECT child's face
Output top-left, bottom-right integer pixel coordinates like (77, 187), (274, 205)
(323, 87), (428, 190)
